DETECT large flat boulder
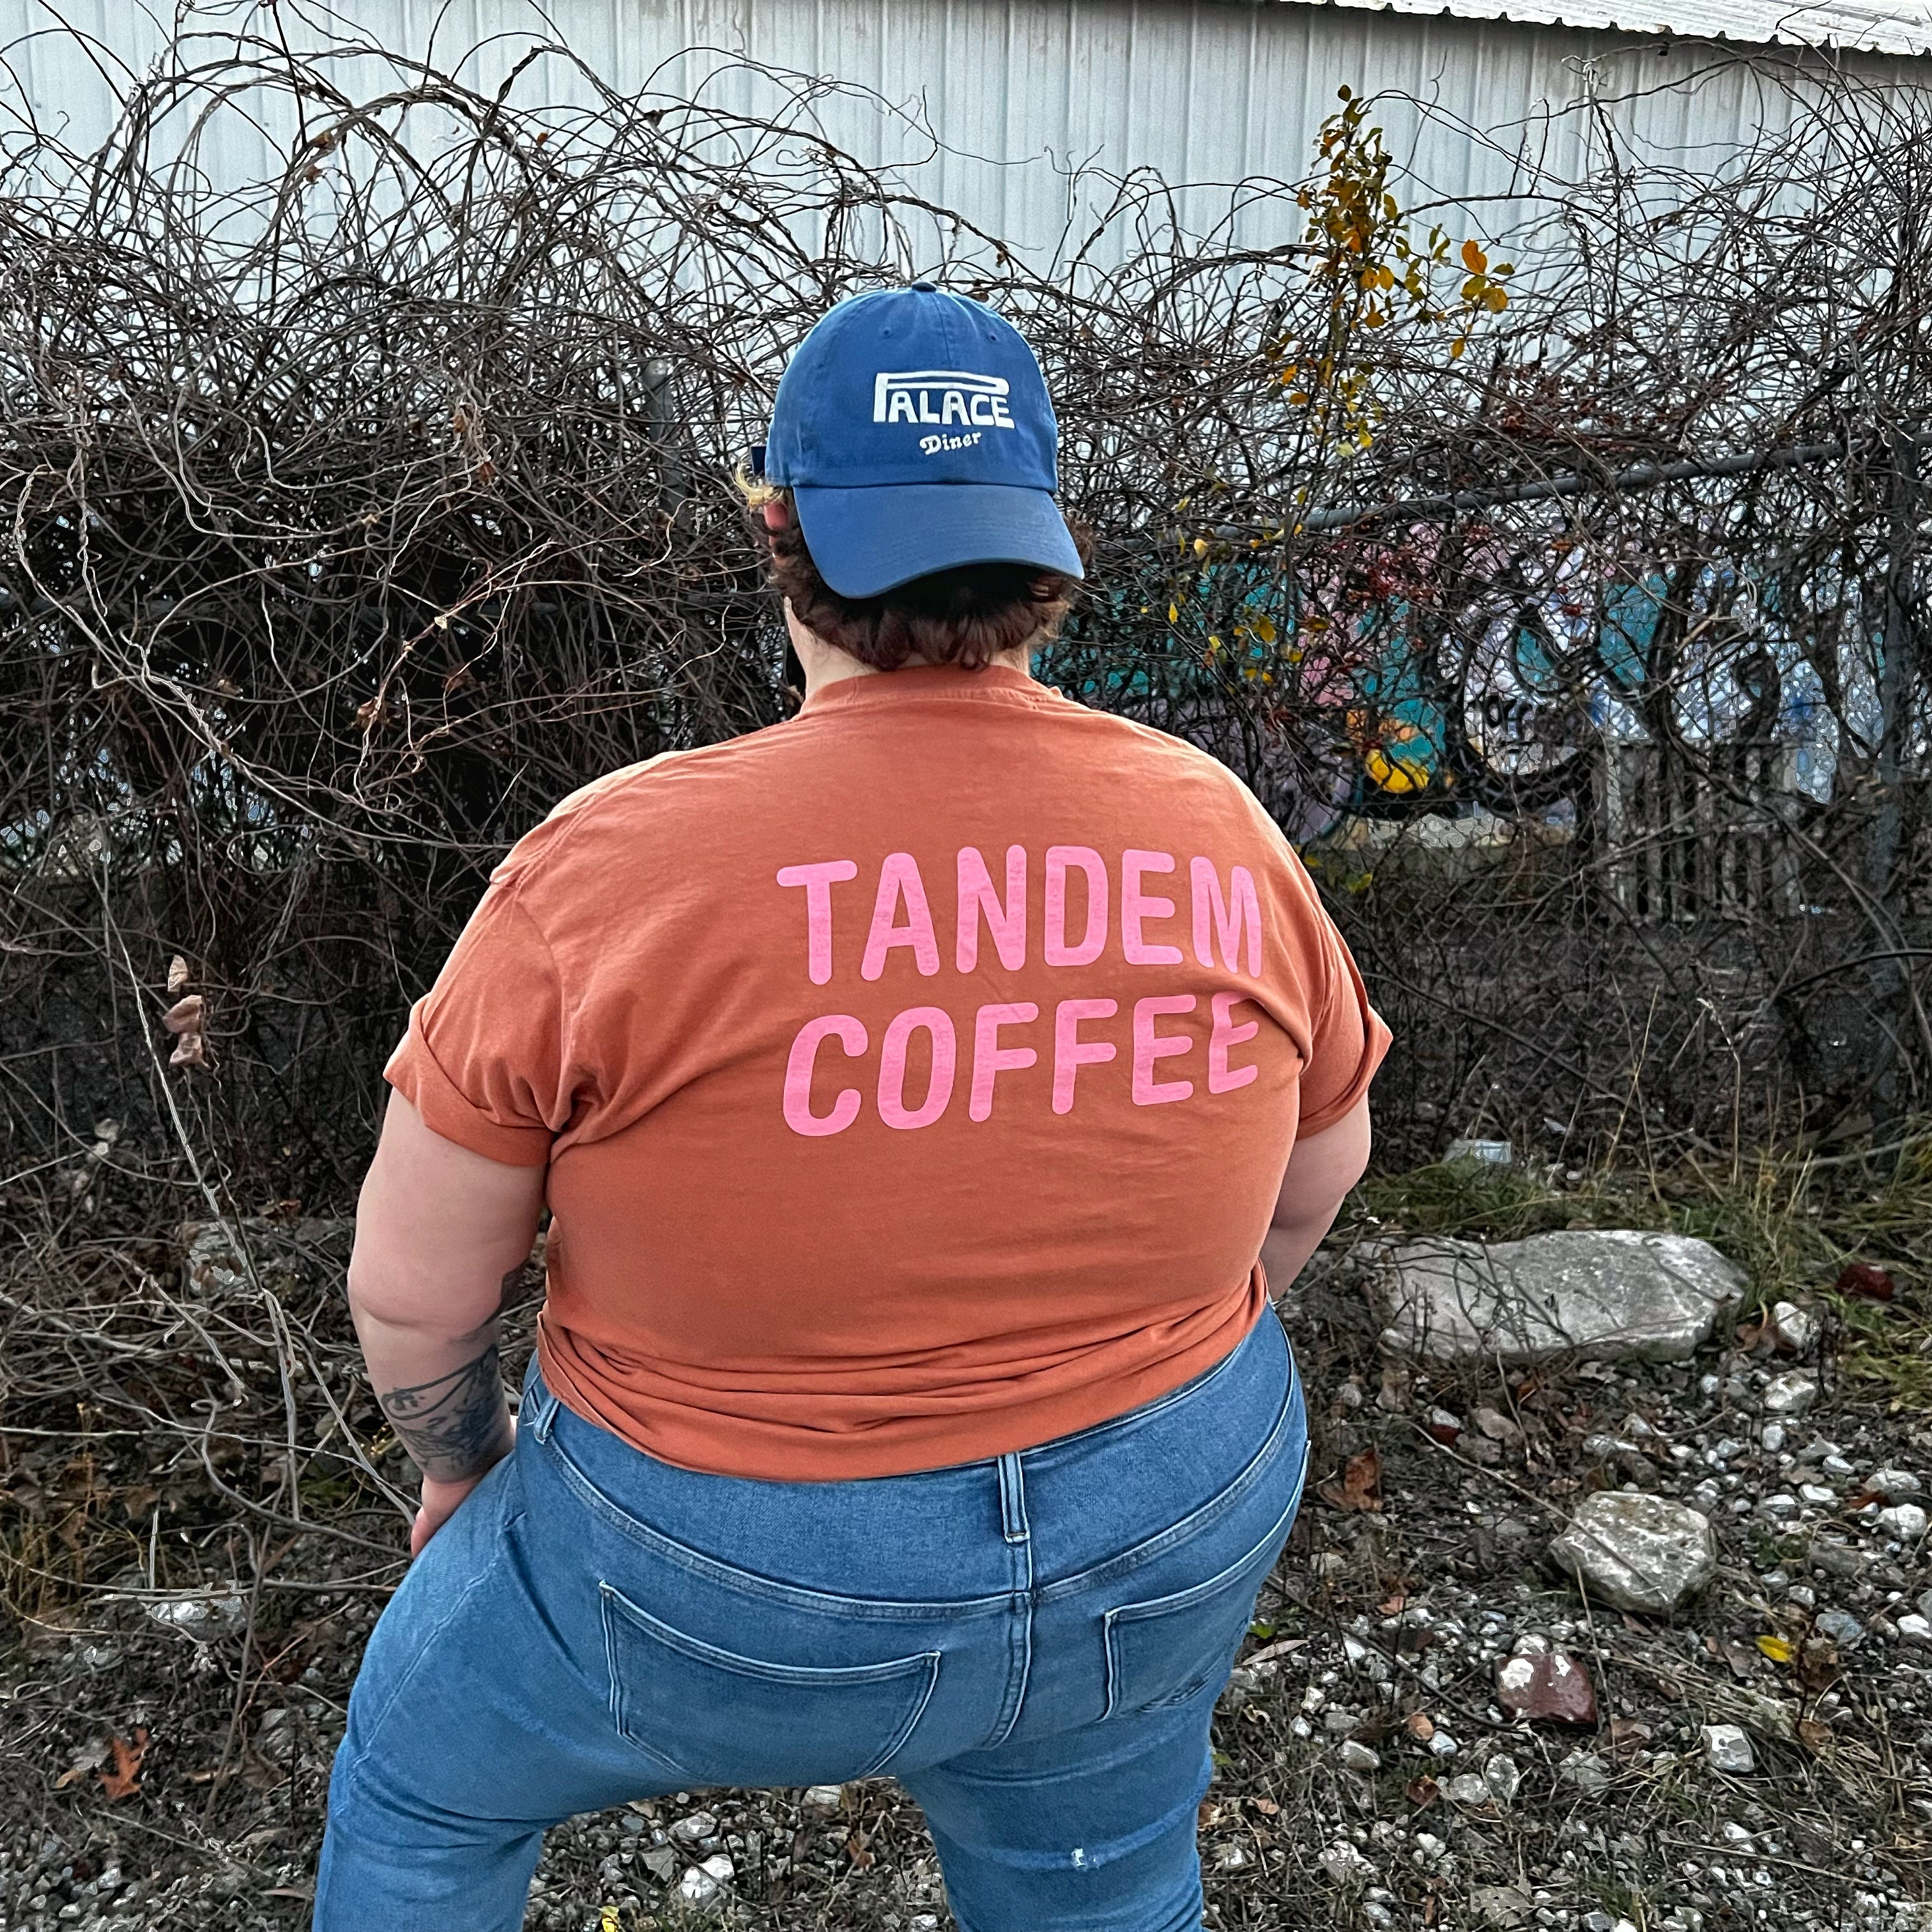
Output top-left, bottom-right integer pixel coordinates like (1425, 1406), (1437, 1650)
(1368, 1229), (1745, 1367)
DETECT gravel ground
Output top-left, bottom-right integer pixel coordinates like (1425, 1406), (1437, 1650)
(4, 1230), (1931, 1932)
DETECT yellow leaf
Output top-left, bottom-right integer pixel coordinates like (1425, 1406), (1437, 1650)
(1193, 536), (1209, 556)
(1450, 336), (1468, 360)
(1757, 1634), (1794, 1665)
(1462, 275), (1486, 302)
(1287, 390), (1310, 405)
(600, 1910), (620, 1932)
(1256, 617), (1277, 643)
(1168, 604), (1179, 623)
(1460, 238), (1487, 274)
(1483, 286), (1509, 312)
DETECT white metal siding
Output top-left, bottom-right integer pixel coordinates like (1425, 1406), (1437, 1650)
(1, 0), (1926, 265)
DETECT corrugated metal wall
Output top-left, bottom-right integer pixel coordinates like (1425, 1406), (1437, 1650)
(2, 0), (1924, 263)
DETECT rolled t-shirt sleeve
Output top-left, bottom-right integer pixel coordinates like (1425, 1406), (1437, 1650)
(1293, 911), (1393, 1140)
(383, 882), (572, 1167)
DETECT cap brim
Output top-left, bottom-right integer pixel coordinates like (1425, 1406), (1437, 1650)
(792, 482), (1084, 599)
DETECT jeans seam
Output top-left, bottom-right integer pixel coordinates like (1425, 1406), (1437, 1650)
(1032, 1346), (1303, 1605)
(533, 1423), (1011, 1619)
(983, 1456), (1034, 1749)
(347, 1510), (523, 1768)
(1100, 1441), (1310, 1720)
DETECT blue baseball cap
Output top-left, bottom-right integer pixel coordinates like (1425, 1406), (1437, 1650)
(761, 284), (1084, 599)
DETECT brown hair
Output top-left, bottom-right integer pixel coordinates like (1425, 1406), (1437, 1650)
(746, 487), (1091, 672)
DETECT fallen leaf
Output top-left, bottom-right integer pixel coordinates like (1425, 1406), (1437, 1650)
(1756, 1634), (1795, 1666)
(1243, 1636), (1308, 1667)
(53, 1742), (104, 1791)
(843, 1830), (874, 1870)
(98, 1728), (149, 1801)
(1797, 1717), (1834, 1753)
(1720, 1641), (1759, 1681)
(169, 1032), (210, 1069)
(1251, 1795), (1280, 1816)
(1834, 1261), (1896, 1302)
(1405, 1710), (1436, 1742)
(1406, 1775), (1440, 1809)
(160, 994), (203, 1036)
(166, 954), (190, 993)
(1607, 1717), (1651, 1759)
(1319, 1448), (1383, 1513)
(1379, 1593), (1409, 1616)
(1797, 1636), (1841, 1694)
(1197, 1801), (1223, 1828)
(1472, 1406), (1520, 1443)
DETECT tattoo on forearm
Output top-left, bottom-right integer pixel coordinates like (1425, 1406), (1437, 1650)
(378, 1344), (512, 1482)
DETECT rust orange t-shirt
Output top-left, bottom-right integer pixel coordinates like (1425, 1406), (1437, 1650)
(385, 663), (1390, 1480)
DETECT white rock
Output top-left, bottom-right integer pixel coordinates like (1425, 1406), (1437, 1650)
(670, 1810), (718, 1844)
(1871, 1468), (1922, 1500)
(1559, 1749), (1612, 1792)
(1470, 1885), (1535, 1929)
(1702, 1724), (1756, 1774)
(1760, 1423), (1786, 1452)
(1762, 1371), (1819, 1417)
(801, 1784), (845, 1814)
(145, 1591), (247, 1637)
(1321, 1841), (1375, 1883)
(1896, 1614), (1932, 1643)
(1551, 1491), (1719, 1614)
(1369, 1230), (1745, 1366)
(1798, 1483), (1837, 1506)
(1428, 1729), (1460, 1757)
(1446, 1773), (1492, 1805)
(700, 1854), (734, 1882)
(1770, 1301), (1815, 1356)
(1880, 1504), (1929, 1541)
(676, 1866), (722, 1906)
(1484, 1754), (1522, 1803)
(1338, 1740), (1382, 1773)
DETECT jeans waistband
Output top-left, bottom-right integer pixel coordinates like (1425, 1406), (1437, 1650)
(518, 1306), (1298, 1602)
(518, 1302), (1289, 1472)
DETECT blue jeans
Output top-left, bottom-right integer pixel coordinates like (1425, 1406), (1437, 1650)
(314, 1308), (1307, 1932)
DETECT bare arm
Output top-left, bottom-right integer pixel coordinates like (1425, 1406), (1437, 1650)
(1258, 1095), (1372, 1291)
(349, 1089), (548, 1553)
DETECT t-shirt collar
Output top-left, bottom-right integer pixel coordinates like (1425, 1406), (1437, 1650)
(797, 661), (1048, 716)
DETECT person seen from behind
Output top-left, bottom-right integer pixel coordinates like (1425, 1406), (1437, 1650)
(314, 282), (1390, 1932)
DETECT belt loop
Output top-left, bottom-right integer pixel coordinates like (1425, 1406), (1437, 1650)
(997, 1452), (1029, 1544)
(518, 1361), (561, 1443)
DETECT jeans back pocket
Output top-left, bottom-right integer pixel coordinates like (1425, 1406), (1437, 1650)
(1100, 1456), (1305, 1719)
(600, 1583), (940, 1788)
